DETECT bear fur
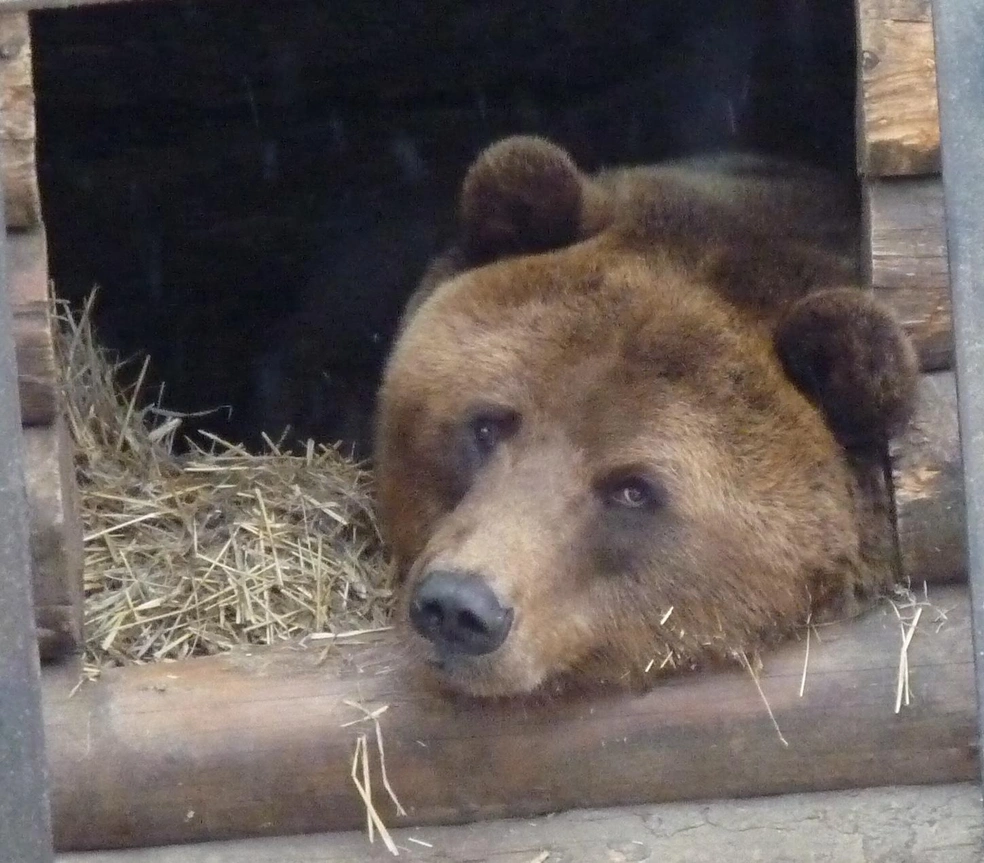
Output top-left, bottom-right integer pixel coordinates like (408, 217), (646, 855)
(374, 136), (918, 699)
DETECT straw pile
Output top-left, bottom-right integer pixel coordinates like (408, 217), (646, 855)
(59, 298), (395, 671)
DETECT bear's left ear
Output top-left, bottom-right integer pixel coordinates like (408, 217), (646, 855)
(458, 135), (610, 265)
(775, 288), (919, 448)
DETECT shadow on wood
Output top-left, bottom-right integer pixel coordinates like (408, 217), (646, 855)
(24, 417), (83, 659)
(864, 178), (952, 372)
(10, 227), (56, 425)
(893, 371), (966, 586)
(44, 585), (977, 853)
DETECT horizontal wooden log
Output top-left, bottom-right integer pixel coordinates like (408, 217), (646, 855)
(856, 0), (940, 177)
(892, 371), (966, 586)
(57, 783), (984, 863)
(864, 177), (952, 371)
(24, 418), (83, 660)
(45, 584), (977, 853)
(10, 227), (58, 425)
(0, 12), (41, 228)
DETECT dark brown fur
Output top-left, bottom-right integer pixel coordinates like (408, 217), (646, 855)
(375, 136), (918, 698)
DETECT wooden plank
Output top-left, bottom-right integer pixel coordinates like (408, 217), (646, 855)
(45, 584), (977, 852)
(9, 227), (57, 425)
(860, 0), (933, 16)
(10, 231), (81, 658)
(57, 783), (984, 863)
(892, 371), (965, 586)
(856, 0), (941, 177)
(0, 12), (41, 228)
(15, 307), (58, 424)
(864, 177), (952, 371)
(24, 418), (83, 660)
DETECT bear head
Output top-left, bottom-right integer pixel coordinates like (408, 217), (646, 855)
(374, 136), (918, 698)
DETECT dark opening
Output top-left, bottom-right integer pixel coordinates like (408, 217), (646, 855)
(31, 0), (857, 460)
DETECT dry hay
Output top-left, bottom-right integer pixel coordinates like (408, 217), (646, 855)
(59, 297), (395, 671)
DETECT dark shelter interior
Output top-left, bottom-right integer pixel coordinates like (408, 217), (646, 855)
(31, 0), (857, 460)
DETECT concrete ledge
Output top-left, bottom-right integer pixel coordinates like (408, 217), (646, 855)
(61, 782), (984, 862)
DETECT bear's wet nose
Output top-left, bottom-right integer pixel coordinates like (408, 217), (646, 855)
(409, 570), (514, 656)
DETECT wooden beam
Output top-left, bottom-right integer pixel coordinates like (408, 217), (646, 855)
(892, 371), (965, 586)
(45, 585), (977, 853)
(14, 307), (57, 424)
(864, 177), (952, 371)
(24, 418), (83, 660)
(0, 13), (41, 228)
(856, 0), (941, 177)
(10, 227), (57, 425)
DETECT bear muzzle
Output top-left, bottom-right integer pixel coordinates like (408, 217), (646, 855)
(408, 569), (514, 657)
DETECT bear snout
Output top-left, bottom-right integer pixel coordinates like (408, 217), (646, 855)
(409, 570), (514, 656)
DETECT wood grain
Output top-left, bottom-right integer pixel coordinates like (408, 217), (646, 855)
(860, 0), (932, 17)
(856, 0), (940, 177)
(891, 371), (966, 586)
(45, 584), (977, 852)
(0, 12), (41, 228)
(24, 418), (83, 659)
(864, 177), (952, 371)
(9, 227), (57, 424)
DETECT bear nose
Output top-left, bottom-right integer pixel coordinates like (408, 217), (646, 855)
(409, 570), (514, 656)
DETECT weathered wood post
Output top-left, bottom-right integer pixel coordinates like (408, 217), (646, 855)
(0, 123), (54, 860)
(931, 0), (984, 797)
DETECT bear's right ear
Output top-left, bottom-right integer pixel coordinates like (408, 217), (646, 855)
(459, 136), (608, 264)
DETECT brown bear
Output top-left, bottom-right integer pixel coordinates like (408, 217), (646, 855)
(374, 136), (918, 699)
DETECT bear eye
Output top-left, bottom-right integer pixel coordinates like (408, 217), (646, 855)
(613, 482), (649, 508)
(600, 475), (667, 511)
(472, 419), (500, 456)
(467, 408), (519, 460)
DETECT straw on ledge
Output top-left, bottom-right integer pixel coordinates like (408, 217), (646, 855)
(59, 295), (395, 670)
